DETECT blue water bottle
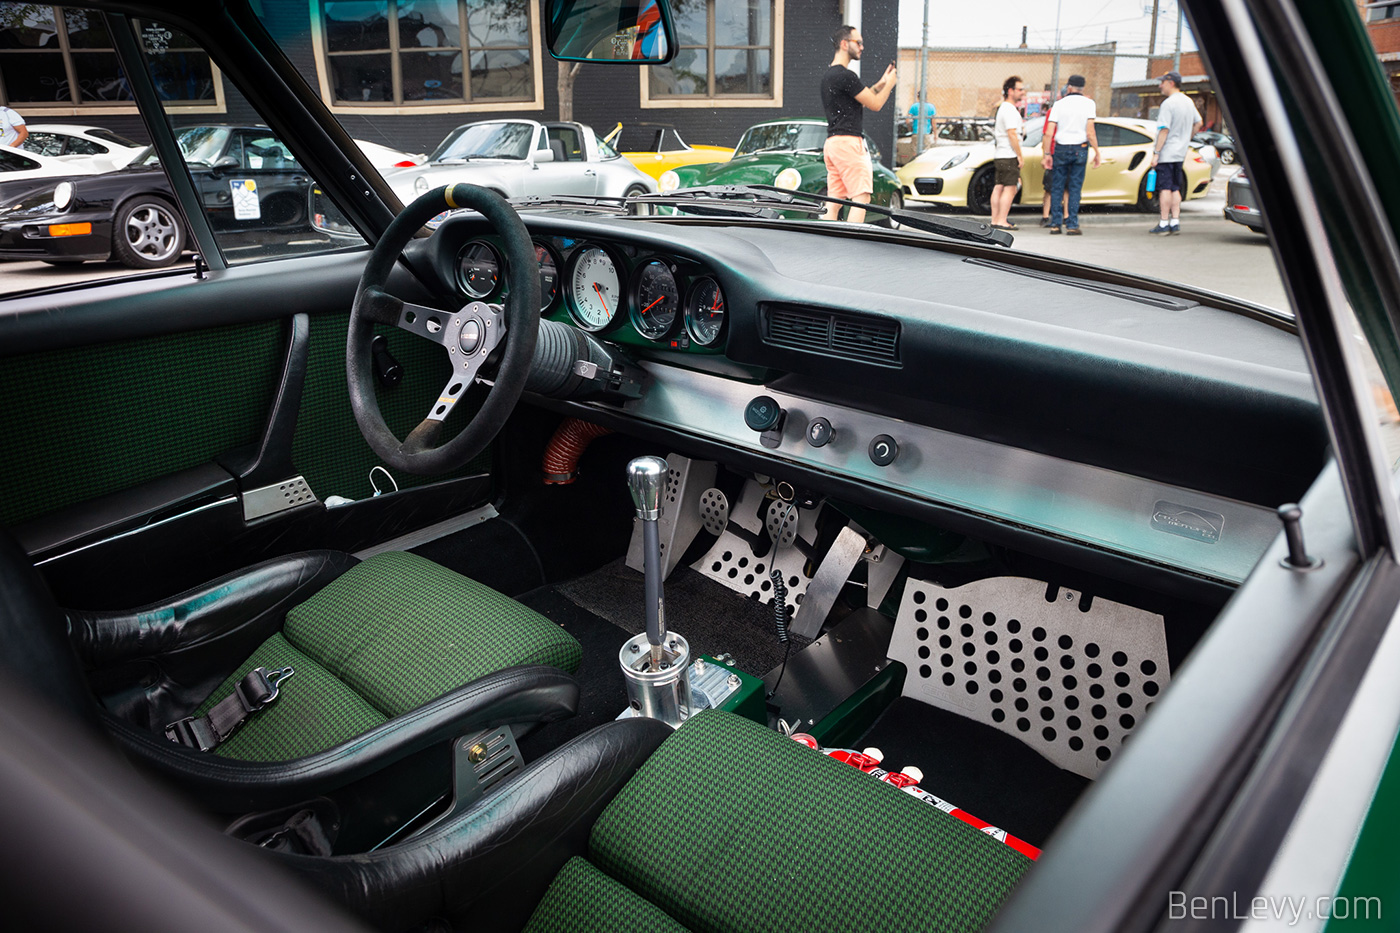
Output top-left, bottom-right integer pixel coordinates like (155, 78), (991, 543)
(1145, 167), (1157, 194)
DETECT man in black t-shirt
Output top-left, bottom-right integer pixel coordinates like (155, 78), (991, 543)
(821, 25), (896, 222)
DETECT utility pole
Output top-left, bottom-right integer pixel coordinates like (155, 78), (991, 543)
(1049, 0), (1063, 102)
(1148, 0), (1160, 56)
(916, 0), (929, 156)
(1173, 2), (1183, 72)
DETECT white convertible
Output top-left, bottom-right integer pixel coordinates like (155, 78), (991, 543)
(382, 119), (656, 205)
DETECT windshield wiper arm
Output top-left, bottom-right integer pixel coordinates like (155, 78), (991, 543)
(512, 192), (816, 220)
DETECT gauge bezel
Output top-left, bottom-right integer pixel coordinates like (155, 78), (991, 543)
(532, 238), (563, 314)
(564, 242), (626, 332)
(684, 275), (727, 347)
(455, 238), (503, 300)
(628, 256), (681, 341)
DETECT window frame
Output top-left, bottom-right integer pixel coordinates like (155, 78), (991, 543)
(640, 0), (784, 109)
(310, 0), (544, 115)
(0, 5), (226, 117)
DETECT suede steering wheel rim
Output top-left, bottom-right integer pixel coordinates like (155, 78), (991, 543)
(346, 184), (540, 475)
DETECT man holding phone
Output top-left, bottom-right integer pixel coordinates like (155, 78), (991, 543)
(821, 25), (897, 223)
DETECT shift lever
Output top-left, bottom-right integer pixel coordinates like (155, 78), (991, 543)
(627, 456), (669, 670)
(619, 456), (692, 726)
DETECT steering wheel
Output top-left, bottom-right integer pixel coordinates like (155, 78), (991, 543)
(347, 184), (540, 475)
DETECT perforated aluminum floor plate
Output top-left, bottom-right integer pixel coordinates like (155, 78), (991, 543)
(890, 577), (1170, 779)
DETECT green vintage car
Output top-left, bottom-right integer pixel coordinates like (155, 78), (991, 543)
(659, 118), (904, 223)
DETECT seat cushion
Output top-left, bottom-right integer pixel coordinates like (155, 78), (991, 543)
(527, 858), (691, 933)
(196, 551), (581, 760)
(582, 710), (1032, 933)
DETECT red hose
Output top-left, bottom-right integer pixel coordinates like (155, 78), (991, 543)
(542, 418), (613, 484)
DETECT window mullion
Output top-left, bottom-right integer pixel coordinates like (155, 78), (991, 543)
(459, 0), (470, 104)
(707, 0), (716, 97)
(55, 5), (81, 107)
(388, 0), (403, 105)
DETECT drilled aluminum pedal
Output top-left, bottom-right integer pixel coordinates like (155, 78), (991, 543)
(890, 577), (1170, 780)
(699, 487), (729, 536)
(625, 454), (718, 580)
(693, 480), (818, 611)
(766, 499), (801, 550)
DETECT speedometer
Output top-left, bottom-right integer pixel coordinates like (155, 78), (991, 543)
(567, 245), (621, 331)
(685, 276), (726, 346)
(630, 259), (679, 340)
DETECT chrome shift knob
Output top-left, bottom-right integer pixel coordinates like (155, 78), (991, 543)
(627, 456), (669, 521)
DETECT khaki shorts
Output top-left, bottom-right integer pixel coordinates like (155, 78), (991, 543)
(994, 157), (1020, 187)
(823, 135), (873, 199)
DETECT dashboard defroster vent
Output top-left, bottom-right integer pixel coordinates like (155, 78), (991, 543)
(762, 305), (901, 366)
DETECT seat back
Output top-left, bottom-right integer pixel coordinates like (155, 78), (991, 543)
(0, 529), (99, 728)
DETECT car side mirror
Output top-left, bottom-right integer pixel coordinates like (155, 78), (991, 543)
(211, 155), (239, 170)
(547, 0), (676, 64)
(532, 148), (555, 164)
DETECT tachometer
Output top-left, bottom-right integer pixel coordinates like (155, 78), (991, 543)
(457, 240), (500, 299)
(631, 259), (680, 340)
(567, 245), (621, 331)
(534, 241), (560, 312)
(685, 276), (726, 347)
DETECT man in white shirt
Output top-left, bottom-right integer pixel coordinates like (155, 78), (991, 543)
(989, 75), (1025, 230)
(0, 106), (27, 148)
(1041, 75), (1100, 235)
(1149, 71), (1203, 235)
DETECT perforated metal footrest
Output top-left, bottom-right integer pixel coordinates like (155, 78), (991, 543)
(626, 453), (718, 580)
(889, 577), (1170, 779)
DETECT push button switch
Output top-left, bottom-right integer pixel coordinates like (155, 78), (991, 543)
(868, 434), (899, 467)
(806, 417), (834, 448)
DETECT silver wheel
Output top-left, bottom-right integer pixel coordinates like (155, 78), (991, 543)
(1220, 148), (1236, 165)
(120, 201), (181, 265)
(884, 190), (904, 228)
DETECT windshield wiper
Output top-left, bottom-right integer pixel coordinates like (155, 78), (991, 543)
(641, 184), (1012, 246)
(511, 192), (817, 219)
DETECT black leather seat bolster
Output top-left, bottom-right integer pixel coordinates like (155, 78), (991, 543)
(65, 551), (359, 728)
(105, 665), (581, 813)
(271, 717), (672, 933)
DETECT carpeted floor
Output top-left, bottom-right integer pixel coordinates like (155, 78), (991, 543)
(556, 557), (807, 676)
(855, 696), (1090, 848)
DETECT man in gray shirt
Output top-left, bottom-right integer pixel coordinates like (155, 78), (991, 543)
(1149, 72), (1202, 235)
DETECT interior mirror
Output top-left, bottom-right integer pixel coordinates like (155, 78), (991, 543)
(547, 0), (675, 64)
(532, 148), (555, 164)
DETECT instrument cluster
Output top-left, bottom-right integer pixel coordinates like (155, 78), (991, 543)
(452, 236), (726, 350)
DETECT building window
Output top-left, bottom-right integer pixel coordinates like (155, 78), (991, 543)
(643, 0), (783, 108)
(317, 0), (537, 109)
(0, 5), (222, 112)
(1369, 2), (1400, 21)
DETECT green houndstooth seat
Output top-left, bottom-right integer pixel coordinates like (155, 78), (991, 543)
(193, 550), (582, 760)
(59, 547), (583, 820)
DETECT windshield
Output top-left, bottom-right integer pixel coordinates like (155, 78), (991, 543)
(734, 123), (826, 155)
(428, 122), (535, 162)
(176, 127), (231, 165)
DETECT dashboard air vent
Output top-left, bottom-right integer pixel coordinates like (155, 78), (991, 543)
(763, 305), (900, 365)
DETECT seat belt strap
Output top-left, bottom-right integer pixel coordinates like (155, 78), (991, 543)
(165, 666), (294, 752)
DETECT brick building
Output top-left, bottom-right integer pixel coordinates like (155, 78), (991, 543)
(896, 43), (1115, 122)
(0, 1), (901, 165)
(1111, 51), (1222, 131)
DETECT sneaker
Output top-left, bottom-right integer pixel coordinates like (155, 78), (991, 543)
(1040, 217), (1052, 227)
(1149, 222), (1171, 235)
(1066, 228), (1082, 236)
(1169, 222), (1181, 235)
(1049, 226), (1062, 234)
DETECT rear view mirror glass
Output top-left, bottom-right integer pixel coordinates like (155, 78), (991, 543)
(546, 0), (675, 64)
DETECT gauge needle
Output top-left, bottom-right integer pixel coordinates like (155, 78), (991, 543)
(711, 296), (722, 312)
(640, 295), (665, 314)
(593, 282), (610, 314)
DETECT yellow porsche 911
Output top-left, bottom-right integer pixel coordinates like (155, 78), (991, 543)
(604, 122), (733, 181)
(896, 115), (1214, 214)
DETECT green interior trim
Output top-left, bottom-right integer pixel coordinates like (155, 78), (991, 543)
(810, 661), (907, 748)
(291, 314), (492, 502)
(0, 321), (283, 527)
(1324, 729), (1400, 928)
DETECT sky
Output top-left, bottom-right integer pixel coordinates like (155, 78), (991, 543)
(895, 0), (1199, 56)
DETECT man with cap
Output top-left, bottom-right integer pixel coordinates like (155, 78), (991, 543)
(1041, 75), (1099, 235)
(1149, 71), (1203, 235)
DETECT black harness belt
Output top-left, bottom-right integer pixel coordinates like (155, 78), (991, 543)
(165, 666), (294, 752)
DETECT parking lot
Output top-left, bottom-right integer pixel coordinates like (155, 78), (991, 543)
(0, 166), (1286, 310)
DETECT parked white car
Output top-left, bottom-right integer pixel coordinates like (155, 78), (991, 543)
(354, 139), (425, 173)
(21, 125), (145, 172)
(0, 143), (100, 187)
(382, 119), (656, 205)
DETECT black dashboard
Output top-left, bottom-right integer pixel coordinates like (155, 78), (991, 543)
(406, 209), (1326, 588)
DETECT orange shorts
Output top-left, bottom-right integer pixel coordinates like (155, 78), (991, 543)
(823, 135), (873, 199)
